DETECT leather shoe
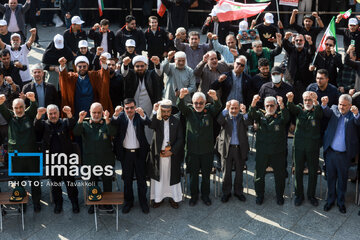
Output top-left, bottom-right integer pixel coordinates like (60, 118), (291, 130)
(276, 196), (284, 205)
(221, 194), (231, 203)
(256, 196), (264, 205)
(201, 196), (212, 206)
(122, 202), (133, 214)
(234, 193), (246, 202)
(72, 201), (80, 213)
(189, 198), (197, 206)
(294, 196), (304, 206)
(169, 198), (179, 209)
(151, 199), (163, 208)
(308, 197), (318, 207)
(141, 204), (149, 214)
(54, 204), (62, 214)
(88, 205), (94, 214)
(337, 204), (346, 214)
(34, 203), (41, 213)
(323, 202), (334, 212)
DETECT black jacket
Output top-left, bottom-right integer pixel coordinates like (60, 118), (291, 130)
(201, 19), (238, 45)
(60, 0), (80, 17)
(109, 72), (124, 108)
(115, 26), (146, 56)
(42, 41), (74, 67)
(2, 61), (26, 88)
(63, 28), (87, 54)
(144, 27), (169, 58)
(22, 81), (60, 108)
(161, 0), (190, 34)
(147, 114), (184, 185)
(313, 51), (343, 87)
(88, 28), (116, 57)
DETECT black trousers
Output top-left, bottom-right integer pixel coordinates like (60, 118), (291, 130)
(51, 176), (78, 205)
(222, 146), (245, 196)
(122, 149), (147, 206)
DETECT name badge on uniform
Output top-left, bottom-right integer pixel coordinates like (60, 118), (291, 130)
(311, 120), (316, 127)
(25, 121), (31, 129)
(103, 133), (108, 140)
(274, 125), (280, 131)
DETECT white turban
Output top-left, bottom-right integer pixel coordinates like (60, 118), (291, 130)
(174, 51), (186, 59)
(74, 56), (89, 66)
(157, 99), (172, 120)
(132, 55), (148, 65)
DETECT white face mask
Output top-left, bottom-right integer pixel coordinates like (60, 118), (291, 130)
(271, 74), (282, 84)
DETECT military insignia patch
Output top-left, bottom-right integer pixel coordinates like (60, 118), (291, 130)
(311, 120), (316, 127)
(274, 125), (280, 131)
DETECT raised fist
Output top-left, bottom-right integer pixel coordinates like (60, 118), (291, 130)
(26, 92), (35, 102)
(218, 74), (227, 82)
(29, 28), (37, 34)
(62, 106), (72, 116)
(58, 57), (67, 66)
(240, 103), (246, 114)
(321, 96), (329, 106)
(114, 105), (123, 117)
(351, 105), (359, 116)
(251, 94), (261, 107)
(135, 107), (145, 117)
(37, 107), (47, 116)
(103, 110), (110, 120)
(122, 57), (131, 66)
(202, 53), (209, 63)
(150, 56), (160, 66)
(153, 102), (160, 112)
(277, 96), (283, 106)
(167, 51), (176, 60)
(79, 111), (87, 121)
(0, 94), (5, 105)
(207, 32), (213, 40)
(286, 92), (294, 102)
(292, 9), (298, 15)
(284, 32), (293, 40)
(207, 89), (217, 100)
(4, 76), (13, 85)
(179, 88), (189, 99)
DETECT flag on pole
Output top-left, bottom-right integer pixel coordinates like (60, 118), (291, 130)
(340, 9), (352, 19)
(98, 0), (104, 17)
(211, 0), (270, 22)
(157, 0), (166, 17)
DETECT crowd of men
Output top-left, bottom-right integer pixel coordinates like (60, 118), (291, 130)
(0, 0), (360, 218)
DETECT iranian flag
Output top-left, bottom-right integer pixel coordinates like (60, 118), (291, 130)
(157, 0), (166, 17)
(317, 17), (337, 53)
(212, 0), (270, 22)
(98, 0), (104, 16)
(340, 9), (352, 19)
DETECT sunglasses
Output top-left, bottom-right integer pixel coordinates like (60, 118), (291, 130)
(125, 106), (135, 110)
(295, 39), (303, 42)
(194, 102), (205, 106)
(235, 62), (245, 67)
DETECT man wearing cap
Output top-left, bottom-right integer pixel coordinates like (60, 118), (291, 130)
(251, 13), (284, 50)
(216, 100), (250, 203)
(63, 15), (87, 56)
(0, 91), (42, 212)
(121, 55), (163, 143)
(289, 9), (324, 46)
(22, 63), (59, 108)
(115, 15), (145, 56)
(0, 20), (11, 45)
(283, 32), (315, 103)
(42, 34), (74, 89)
(0, 0), (31, 42)
(76, 40), (95, 70)
(34, 105), (80, 214)
(88, 19), (116, 57)
(148, 100), (184, 209)
(249, 94), (289, 205)
(118, 39), (138, 70)
(161, 50), (196, 106)
(238, 34), (282, 76)
(177, 89), (221, 206)
(0, 28), (36, 85)
(73, 102), (116, 214)
(58, 54), (113, 118)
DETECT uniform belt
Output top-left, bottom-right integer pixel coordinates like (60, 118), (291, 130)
(124, 148), (139, 153)
(230, 145), (240, 148)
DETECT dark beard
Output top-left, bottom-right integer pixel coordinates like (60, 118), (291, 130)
(79, 70), (88, 77)
(109, 69), (115, 75)
(136, 72), (145, 78)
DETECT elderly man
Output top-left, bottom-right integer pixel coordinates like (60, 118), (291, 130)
(22, 63), (59, 108)
(216, 100), (250, 203)
(211, 56), (251, 106)
(161, 50), (196, 106)
(210, 33), (238, 64)
(238, 34), (282, 76)
(0, 92), (41, 212)
(63, 16), (87, 56)
(177, 88), (221, 206)
(34, 105), (79, 214)
(0, 0), (30, 41)
(148, 100), (184, 209)
(58, 55), (112, 116)
(283, 32), (315, 103)
(73, 102), (116, 214)
(121, 55), (162, 143)
(249, 95), (289, 205)
(194, 50), (231, 100)
(112, 99), (151, 214)
(0, 28), (36, 85)
(286, 91), (322, 207)
(321, 94), (360, 214)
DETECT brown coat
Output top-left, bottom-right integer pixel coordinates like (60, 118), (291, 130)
(59, 67), (113, 115)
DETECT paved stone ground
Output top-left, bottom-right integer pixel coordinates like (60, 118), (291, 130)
(0, 25), (359, 240)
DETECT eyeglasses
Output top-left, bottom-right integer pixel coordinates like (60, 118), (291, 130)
(295, 39), (303, 42)
(125, 106), (135, 110)
(194, 102), (205, 106)
(265, 104), (275, 108)
(235, 62), (245, 67)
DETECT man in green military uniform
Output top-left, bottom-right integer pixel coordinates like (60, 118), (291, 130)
(0, 92), (42, 212)
(286, 91), (322, 207)
(73, 102), (116, 214)
(249, 94), (289, 205)
(177, 88), (222, 206)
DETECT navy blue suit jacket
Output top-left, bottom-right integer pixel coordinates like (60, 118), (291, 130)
(323, 105), (360, 160)
(112, 112), (151, 160)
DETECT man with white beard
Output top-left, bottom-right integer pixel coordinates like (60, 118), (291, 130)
(249, 94), (289, 205)
(286, 91), (322, 207)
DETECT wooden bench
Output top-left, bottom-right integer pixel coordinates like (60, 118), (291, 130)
(0, 192), (29, 232)
(85, 192), (124, 231)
